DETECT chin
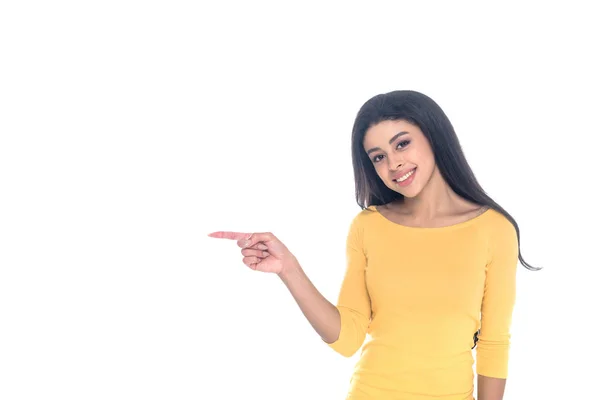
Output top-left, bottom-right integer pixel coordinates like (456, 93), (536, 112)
(400, 191), (418, 198)
(387, 185), (417, 199)
(399, 190), (420, 199)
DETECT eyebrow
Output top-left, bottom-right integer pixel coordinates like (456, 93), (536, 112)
(366, 131), (410, 155)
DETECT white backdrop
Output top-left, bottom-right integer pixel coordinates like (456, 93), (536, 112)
(1, 2), (598, 399)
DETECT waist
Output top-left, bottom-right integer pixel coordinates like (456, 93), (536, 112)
(347, 341), (475, 398)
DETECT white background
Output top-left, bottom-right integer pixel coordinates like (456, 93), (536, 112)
(1, 1), (598, 399)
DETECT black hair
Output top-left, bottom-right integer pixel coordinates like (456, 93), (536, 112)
(351, 90), (541, 271)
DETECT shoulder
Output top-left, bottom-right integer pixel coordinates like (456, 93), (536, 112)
(484, 208), (516, 234)
(345, 205), (380, 236)
(482, 208), (519, 257)
(350, 205), (379, 226)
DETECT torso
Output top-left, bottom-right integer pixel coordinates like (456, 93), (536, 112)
(342, 205), (509, 399)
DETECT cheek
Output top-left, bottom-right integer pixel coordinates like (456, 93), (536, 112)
(413, 150), (436, 181)
(374, 163), (389, 178)
(372, 164), (390, 184)
(412, 147), (433, 168)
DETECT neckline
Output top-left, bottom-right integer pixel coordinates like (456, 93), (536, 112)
(369, 205), (492, 231)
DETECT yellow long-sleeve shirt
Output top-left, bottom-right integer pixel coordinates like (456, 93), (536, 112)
(327, 205), (518, 399)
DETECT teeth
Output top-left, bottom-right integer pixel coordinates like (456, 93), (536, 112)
(395, 169), (415, 182)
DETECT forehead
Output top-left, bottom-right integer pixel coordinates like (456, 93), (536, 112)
(363, 119), (420, 147)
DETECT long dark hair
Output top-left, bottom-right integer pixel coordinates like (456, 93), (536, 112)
(351, 90), (541, 271)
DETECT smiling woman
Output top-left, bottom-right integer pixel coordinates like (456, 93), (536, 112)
(209, 90), (542, 400)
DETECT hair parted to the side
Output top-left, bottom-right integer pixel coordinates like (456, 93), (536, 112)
(350, 90), (541, 271)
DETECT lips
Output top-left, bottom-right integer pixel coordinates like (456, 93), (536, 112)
(392, 168), (416, 182)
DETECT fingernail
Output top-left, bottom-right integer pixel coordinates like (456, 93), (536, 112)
(241, 240), (249, 247)
(258, 244), (268, 250)
(263, 251), (269, 257)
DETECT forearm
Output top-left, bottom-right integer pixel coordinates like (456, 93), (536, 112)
(477, 374), (506, 400)
(278, 259), (341, 343)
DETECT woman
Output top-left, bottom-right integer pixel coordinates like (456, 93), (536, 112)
(209, 90), (540, 399)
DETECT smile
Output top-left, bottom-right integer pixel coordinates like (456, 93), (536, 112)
(393, 168), (416, 186)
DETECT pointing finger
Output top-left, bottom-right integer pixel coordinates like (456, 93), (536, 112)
(207, 231), (252, 240)
(209, 231), (274, 248)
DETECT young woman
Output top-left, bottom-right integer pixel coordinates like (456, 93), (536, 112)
(209, 90), (540, 400)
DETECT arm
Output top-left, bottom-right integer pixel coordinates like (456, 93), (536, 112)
(477, 375), (506, 400)
(278, 259), (342, 344)
(476, 217), (519, 400)
(279, 215), (371, 357)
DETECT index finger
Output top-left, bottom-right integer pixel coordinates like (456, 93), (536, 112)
(207, 231), (252, 240)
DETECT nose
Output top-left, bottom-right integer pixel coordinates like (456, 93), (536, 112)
(388, 155), (404, 171)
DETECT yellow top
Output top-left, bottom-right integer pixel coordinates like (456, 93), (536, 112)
(327, 205), (518, 400)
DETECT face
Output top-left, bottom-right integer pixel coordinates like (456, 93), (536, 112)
(363, 119), (436, 198)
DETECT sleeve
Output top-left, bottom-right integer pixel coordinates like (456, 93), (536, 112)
(325, 214), (372, 357)
(476, 216), (519, 378)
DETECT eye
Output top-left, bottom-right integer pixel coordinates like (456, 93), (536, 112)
(397, 139), (410, 149)
(371, 140), (410, 163)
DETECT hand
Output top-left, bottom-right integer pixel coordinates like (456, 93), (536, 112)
(207, 231), (297, 275)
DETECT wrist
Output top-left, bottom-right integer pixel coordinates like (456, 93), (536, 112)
(278, 256), (301, 281)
